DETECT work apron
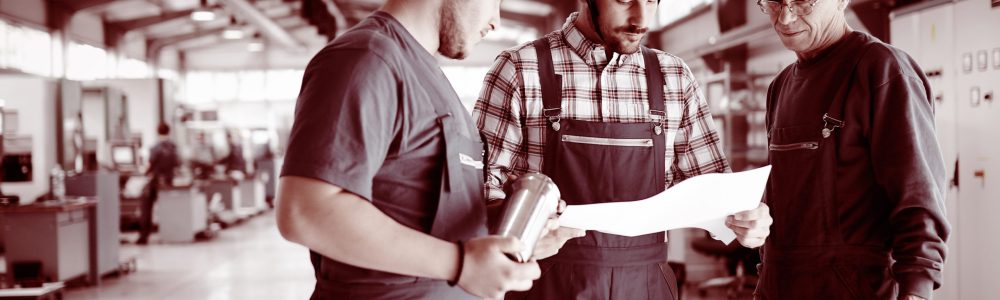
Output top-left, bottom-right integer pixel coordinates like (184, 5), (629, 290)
(507, 39), (678, 300)
(756, 53), (897, 300)
(310, 92), (488, 300)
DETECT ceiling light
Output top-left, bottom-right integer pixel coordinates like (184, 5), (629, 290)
(222, 16), (243, 39)
(247, 41), (264, 52)
(247, 32), (263, 52)
(191, 0), (215, 22)
(191, 10), (215, 21)
(223, 29), (244, 39)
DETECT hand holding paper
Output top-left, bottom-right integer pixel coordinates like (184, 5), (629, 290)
(558, 166), (771, 244)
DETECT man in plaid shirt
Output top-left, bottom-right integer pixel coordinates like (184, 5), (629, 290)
(474, 1), (772, 299)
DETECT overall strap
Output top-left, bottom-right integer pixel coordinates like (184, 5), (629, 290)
(534, 37), (563, 175)
(641, 47), (666, 132)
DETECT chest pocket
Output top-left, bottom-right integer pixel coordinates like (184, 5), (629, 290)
(769, 124), (821, 152)
(768, 124), (825, 171)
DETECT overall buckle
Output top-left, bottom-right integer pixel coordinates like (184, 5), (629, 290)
(650, 110), (666, 135)
(822, 114), (845, 138)
(544, 108), (562, 131)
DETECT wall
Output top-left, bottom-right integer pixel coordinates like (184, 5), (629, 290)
(0, 75), (58, 203)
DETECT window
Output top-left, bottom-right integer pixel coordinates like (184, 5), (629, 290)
(238, 71), (265, 102)
(180, 69), (303, 103)
(184, 71), (215, 104)
(264, 69), (303, 101)
(0, 20), (53, 77)
(117, 57), (152, 79)
(212, 72), (239, 101)
(66, 42), (108, 80)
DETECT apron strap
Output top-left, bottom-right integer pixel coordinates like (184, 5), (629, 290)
(534, 38), (562, 118)
(641, 47), (667, 190)
(641, 48), (666, 120)
(534, 37), (563, 175)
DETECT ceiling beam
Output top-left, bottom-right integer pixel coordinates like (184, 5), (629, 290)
(220, 0), (303, 49)
(147, 26), (228, 60)
(104, 4), (224, 48)
(48, 0), (121, 12)
(147, 7), (308, 58)
(108, 4), (223, 32)
(178, 22), (312, 53)
(45, 0), (121, 31)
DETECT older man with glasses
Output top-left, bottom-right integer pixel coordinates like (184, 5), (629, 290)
(754, 0), (950, 299)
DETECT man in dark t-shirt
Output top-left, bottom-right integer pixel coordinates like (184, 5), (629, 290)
(275, 1), (578, 299)
(139, 123), (178, 244)
(755, 0), (949, 299)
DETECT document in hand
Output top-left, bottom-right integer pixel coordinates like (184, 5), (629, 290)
(559, 166), (771, 244)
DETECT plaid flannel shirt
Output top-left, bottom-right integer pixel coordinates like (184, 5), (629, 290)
(473, 12), (730, 202)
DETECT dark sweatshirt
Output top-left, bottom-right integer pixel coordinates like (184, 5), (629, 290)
(765, 31), (950, 299)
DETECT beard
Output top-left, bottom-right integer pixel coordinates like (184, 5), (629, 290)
(437, 1), (467, 59)
(602, 23), (648, 54)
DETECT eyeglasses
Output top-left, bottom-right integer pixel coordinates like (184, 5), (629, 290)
(757, 0), (819, 16)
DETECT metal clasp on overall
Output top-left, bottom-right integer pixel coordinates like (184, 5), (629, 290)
(821, 114), (844, 138)
(649, 110), (666, 135)
(544, 108), (562, 131)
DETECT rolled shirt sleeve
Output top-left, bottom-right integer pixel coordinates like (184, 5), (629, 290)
(670, 61), (731, 182)
(474, 52), (526, 203)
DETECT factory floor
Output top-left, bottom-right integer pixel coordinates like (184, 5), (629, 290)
(64, 211), (315, 300)
(42, 210), (746, 300)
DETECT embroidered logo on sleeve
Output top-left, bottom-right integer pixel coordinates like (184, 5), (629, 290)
(459, 153), (484, 169)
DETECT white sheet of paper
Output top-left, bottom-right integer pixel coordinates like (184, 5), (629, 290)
(559, 166), (771, 244)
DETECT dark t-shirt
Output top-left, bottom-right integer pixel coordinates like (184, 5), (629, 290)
(148, 139), (178, 182)
(280, 11), (478, 283)
(767, 31), (948, 298)
(282, 11), (477, 230)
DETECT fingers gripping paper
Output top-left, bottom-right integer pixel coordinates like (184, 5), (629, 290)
(559, 166), (771, 244)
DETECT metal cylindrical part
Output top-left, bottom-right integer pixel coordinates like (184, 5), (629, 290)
(496, 173), (560, 262)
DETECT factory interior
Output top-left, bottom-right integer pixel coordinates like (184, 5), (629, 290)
(0, 0), (997, 299)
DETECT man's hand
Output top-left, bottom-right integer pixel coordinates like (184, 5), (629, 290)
(532, 200), (586, 260)
(458, 236), (541, 299)
(725, 202), (772, 248)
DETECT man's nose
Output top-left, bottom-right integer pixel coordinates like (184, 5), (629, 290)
(777, 4), (798, 26)
(630, 2), (650, 26)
